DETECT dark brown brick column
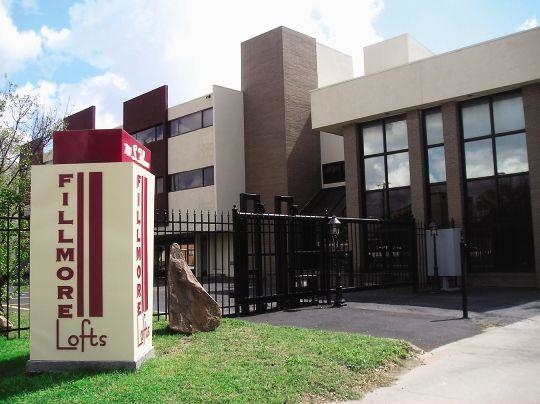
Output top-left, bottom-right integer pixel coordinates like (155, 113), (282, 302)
(523, 83), (540, 288)
(343, 124), (362, 217)
(242, 27), (319, 211)
(407, 110), (427, 223)
(442, 102), (465, 228)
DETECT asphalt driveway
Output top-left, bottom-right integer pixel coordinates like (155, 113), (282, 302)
(245, 287), (540, 351)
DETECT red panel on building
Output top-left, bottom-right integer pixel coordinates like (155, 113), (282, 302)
(64, 106), (96, 130)
(53, 129), (151, 172)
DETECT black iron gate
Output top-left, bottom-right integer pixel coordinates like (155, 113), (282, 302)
(232, 204), (418, 315)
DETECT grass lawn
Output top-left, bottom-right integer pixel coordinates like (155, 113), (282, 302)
(0, 318), (410, 403)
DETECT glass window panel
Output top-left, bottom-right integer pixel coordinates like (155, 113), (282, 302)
(429, 184), (448, 227)
(133, 128), (154, 145)
(170, 169), (203, 191)
(462, 99), (491, 139)
(387, 152), (410, 188)
(495, 133), (528, 175)
(498, 174), (530, 220)
(365, 191), (384, 219)
(322, 161), (345, 184)
(155, 124), (163, 141)
(362, 123), (384, 155)
(179, 112), (202, 134)
(203, 166), (214, 186)
(156, 177), (164, 194)
(428, 146), (446, 183)
(364, 156), (385, 191)
(467, 178), (497, 220)
(388, 188), (411, 220)
(425, 109), (443, 145)
(493, 93), (525, 134)
(465, 139), (494, 178)
(202, 108), (213, 127)
(385, 118), (408, 151)
(169, 119), (179, 137)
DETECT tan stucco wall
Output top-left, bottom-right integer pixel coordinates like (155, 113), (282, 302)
(168, 185), (216, 213)
(316, 42), (353, 188)
(167, 126), (214, 175)
(168, 94), (213, 120)
(364, 34), (433, 76)
(167, 94), (216, 212)
(312, 28), (540, 133)
(213, 85), (245, 212)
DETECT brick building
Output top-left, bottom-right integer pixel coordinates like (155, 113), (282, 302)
(53, 26), (540, 287)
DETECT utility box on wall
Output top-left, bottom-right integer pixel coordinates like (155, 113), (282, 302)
(426, 228), (462, 278)
(27, 130), (155, 373)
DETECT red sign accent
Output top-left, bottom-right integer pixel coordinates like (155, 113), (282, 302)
(53, 129), (151, 172)
(76, 172), (84, 317)
(89, 172), (103, 317)
(142, 176), (148, 312)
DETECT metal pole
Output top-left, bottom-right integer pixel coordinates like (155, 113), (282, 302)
(332, 234), (346, 308)
(432, 231), (440, 291)
(460, 236), (469, 319)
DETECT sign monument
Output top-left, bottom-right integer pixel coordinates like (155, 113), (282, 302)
(27, 129), (155, 372)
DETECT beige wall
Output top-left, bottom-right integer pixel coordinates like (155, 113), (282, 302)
(213, 85), (245, 212)
(312, 28), (540, 133)
(364, 34), (433, 75)
(316, 42), (353, 188)
(168, 185), (216, 212)
(320, 131), (345, 189)
(168, 94), (212, 120)
(167, 94), (216, 212)
(167, 126), (214, 174)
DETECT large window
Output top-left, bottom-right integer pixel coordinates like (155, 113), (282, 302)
(169, 166), (215, 192)
(132, 124), (164, 145)
(361, 117), (411, 219)
(169, 108), (213, 137)
(322, 161), (345, 184)
(461, 91), (533, 273)
(423, 108), (449, 226)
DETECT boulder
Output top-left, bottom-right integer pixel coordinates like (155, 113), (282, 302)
(167, 243), (221, 334)
(0, 311), (12, 331)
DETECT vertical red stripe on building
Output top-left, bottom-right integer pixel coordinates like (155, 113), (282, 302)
(77, 172), (84, 317)
(89, 172), (103, 317)
(142, 176), (149, 312)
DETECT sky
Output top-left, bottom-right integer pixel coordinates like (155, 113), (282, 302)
(1, 0), (538, 128)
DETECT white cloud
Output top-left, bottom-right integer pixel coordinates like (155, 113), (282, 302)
(518, 18), (537, 31)
(20, 0), (39, 14)
(40, 26), (71, 50)
(3, 0), (384, 127)
(0, 1), (42, 74)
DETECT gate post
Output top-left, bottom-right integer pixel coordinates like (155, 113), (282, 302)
(274, 196), (293, 307)
(232, 206), (249, 315)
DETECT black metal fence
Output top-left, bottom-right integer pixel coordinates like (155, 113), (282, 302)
(232, 208), (421, 314)
(1, 206), (428, 338)
(467, 219), (535, 273)
(154, 210), (236, 319)
(0, 211), (30, 339)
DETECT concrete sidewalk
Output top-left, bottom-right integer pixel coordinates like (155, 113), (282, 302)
(354, 314), (540, 404)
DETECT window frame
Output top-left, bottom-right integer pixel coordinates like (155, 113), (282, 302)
(169, 107), (214, 138)
(360, 116), (411, 219)
(322, 161), (345, 184)
(169, 166), (215, 192)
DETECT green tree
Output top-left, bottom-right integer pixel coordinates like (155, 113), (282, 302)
(0, 82), (64, 318)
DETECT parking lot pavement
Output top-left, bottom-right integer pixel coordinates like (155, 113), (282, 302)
(245, 287), (540, 351)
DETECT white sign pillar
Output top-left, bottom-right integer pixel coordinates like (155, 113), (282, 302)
(27, 129), (154, 372)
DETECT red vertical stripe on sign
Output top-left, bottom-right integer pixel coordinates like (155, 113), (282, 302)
(142, 176), (149, 312)
(89, 172), (103, 317)
(77, 172), (84, 317)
